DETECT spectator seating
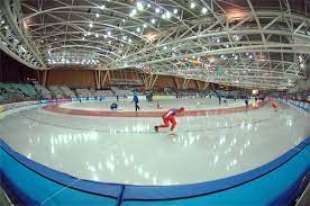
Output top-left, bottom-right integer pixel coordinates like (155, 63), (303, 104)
(48, 86), (65, 99)
(111, 87), (133, 97)
(34, 84), (52, 99)
(75, 89), (92, 98)
(59, 86), (76, 98)
(93, 90), (114, 97)
(0, 83), (38, 103)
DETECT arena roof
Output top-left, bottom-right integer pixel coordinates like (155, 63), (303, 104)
(0, 0), (310, 89)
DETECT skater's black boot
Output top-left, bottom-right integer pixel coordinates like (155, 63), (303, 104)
(154, 126), (159, 132)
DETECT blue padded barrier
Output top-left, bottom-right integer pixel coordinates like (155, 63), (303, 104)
(0, 139), (121, 205)
(282, 99), (310, 113)
(0, 137), (309, 205)
(121, 145), (310, 206)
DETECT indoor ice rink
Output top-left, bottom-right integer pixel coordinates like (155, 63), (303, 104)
(0, 0), (309, 205)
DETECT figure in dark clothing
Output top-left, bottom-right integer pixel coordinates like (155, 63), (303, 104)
(245, 98), (249, 112)
(110, 102), (118, 111)
(133, 94), (140, 112)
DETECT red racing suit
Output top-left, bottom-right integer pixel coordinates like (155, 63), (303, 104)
(159, 108), (177, 130)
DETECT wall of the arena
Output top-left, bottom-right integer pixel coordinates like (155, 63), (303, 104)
(0, 49), (213, 91)
(0, 50), (37, 83)
(0, 50), (219, 92)
(153, 75), (208, 91)
(44, 69), (209, 91)
(46, 70), (97, 88)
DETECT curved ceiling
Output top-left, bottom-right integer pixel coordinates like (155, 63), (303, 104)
(0, 0), (310, 89)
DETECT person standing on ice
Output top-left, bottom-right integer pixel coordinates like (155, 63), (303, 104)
(154, 107), (185, 132)
(245, 97), (249, 112)
(132, 93), (140, 112)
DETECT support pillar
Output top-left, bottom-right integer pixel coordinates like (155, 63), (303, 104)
(42, 70), (48, 87)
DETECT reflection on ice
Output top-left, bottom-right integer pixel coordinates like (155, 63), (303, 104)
(0, 102), (308, 186)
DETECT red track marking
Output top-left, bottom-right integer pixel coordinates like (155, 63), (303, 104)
(43, 101), (267, 117)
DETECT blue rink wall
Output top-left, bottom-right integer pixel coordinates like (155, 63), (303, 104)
(0, 100), (309, 205)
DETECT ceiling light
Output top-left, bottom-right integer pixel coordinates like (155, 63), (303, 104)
(137, 2), (144, 11)
(233, 34), (240, 41)
(95, 33), (99, 38)
(100, 5), (105, 10)
(151, 18), (156, 24)
(136, 27), (141, 32)
(300, 63), (305, 69)
(107, 31), (111, 36)
(95, 13), (100, 18)
(173, 8), (178, 14)
(143, 23), (147, 28)
(190, 2), (196, 9)
(89, 22), (93, 27)
(155, 7), (161, 13)
(130, 9), (137, 17)
(201, 7), (208, 14)
(166, 11), (171, 19)
(147, 4), (151, 8)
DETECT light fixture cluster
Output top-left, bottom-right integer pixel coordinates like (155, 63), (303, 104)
(82, 31), (132, 44)
(81, 0), (212, 59)
(47, 51), (99, 65)
(217, 52), (255, 62)
(189, 1), (209, 15)
(0, 9), (40, 67)
(298, 55), (305, 69)
(128, 1), (185, 25)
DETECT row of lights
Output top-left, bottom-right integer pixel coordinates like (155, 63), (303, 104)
(220, 52), (254, 61)
(48, 58), (99, 65)
(47, 52), (99, 65)
(129, 1), (210, 19)
(82, 30), (133, 44)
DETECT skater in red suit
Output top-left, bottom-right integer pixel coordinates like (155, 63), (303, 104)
(155, 107), (185, 132)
